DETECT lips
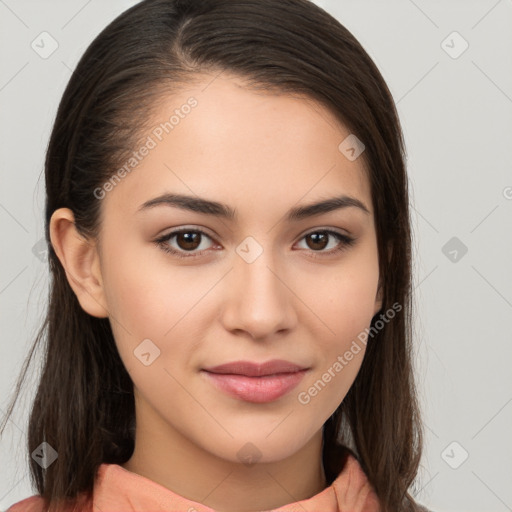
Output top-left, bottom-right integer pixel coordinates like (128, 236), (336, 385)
(201, 359), (309, 403)
(202, 359), (308, 377)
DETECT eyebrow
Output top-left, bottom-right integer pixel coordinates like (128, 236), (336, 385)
(137, 193), (370, 221)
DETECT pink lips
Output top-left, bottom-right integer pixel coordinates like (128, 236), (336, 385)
(201, 359), (309, 403)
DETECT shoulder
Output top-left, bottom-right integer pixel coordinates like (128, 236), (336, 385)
(6, 495), (46, 512)
(5, 495), (85, 512)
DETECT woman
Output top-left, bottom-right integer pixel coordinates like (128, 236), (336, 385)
(1, 0), (427, 510)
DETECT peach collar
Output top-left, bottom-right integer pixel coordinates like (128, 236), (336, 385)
(91, 453), (381, 511)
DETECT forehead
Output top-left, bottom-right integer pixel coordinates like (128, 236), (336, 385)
(101, 74), (372, 222)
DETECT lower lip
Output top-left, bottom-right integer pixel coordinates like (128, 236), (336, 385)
(201, 369), (308, 403)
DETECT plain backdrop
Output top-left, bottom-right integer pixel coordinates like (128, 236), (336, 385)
(1, 1), (511, 511)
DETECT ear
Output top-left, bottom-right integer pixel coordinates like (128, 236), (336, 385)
(49, 208), (108, 318)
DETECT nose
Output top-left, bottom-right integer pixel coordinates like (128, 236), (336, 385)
(219, 247), (298, 340)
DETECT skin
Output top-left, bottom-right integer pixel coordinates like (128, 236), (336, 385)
(50, 73), (382, 512)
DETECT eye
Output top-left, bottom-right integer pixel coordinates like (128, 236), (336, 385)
(154, 228), (216, 259)
(154, 227), (356, 260)
(296, 229), (356, 259)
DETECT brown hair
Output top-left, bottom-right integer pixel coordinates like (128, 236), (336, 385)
(0, 0), (423, 510)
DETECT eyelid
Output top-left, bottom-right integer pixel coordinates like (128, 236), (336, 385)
(301, 225), (351, 237)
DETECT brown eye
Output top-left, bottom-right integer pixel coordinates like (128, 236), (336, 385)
(305, 232), (330, 251)
(296, 230), (356, 259)
(175, 231), (202, 251)
(155, 228), (215, 259)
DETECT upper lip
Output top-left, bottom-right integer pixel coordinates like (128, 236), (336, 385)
(203, 359), (308, 377)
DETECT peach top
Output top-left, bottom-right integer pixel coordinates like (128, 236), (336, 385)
(7, 453), (380, 511)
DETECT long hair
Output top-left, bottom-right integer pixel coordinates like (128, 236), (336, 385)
(0, 1), (423, 510)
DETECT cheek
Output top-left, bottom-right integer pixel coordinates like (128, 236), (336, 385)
(100, 243), (217, 377)
(295, 249), (378, 408)
(103, 264), (171, 336)
(307, 251), (379, 342)
(308, 275), (376, 376)
(295, 285), (375, 420)
(101, 237), (201, 335)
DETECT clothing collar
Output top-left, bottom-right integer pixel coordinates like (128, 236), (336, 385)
(92, 452), (380, 511)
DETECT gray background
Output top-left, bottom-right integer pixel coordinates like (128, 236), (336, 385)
(1, 1), (511, 511)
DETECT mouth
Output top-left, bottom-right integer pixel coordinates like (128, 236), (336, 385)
(201, 359), (310, 403)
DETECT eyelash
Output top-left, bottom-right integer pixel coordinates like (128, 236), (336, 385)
(154, 227), (356, 260)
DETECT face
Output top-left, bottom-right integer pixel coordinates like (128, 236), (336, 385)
(88, 74), (381, 464)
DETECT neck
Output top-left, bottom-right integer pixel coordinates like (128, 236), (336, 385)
(121, 400), (328, 511)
